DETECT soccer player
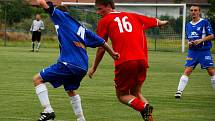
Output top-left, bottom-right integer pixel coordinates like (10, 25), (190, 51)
(88, 0), (168, 120)
(30, 13), (45, 52)
(175, 5), (215, 98)
(34, 0), (119, 121)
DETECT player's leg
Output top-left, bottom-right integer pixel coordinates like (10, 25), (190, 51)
(200, 50), (215, 90)
(132, 85), (153, 121)
(207, 68), (215, 90)
(36, 32), (42, 52)
(67, 90), (86, 121)
(175, 50), (197, 98)
(33, 73), (55, 121)
(175, 67), (193, 98)
(115, 61), (152, 121)
(130, 62), (148, 103)
(63, 65), (87, 121)
(131, 84), (148, 104)
(31, 31), (36, 52)
(34, 63), (69, 121)
(130, 61), (154, 121)
(198, 50), (215, 90)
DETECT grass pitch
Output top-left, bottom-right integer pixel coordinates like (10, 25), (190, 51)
(0, 46), (215, 121)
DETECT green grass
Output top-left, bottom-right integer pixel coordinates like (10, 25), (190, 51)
(0, 46), (215, 121)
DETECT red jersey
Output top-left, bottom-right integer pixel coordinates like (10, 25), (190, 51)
(97, 12), (158, 67)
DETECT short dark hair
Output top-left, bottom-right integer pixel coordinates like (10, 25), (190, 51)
(190, 4), (201, 11)
(56, 5), (69, 12)
(95, 0), (115, 9)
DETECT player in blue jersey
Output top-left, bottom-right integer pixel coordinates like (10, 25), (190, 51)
(175, 5), (215, 98)
(34, 0), (119, 121)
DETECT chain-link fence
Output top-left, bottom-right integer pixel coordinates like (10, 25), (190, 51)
(0, 3), (215, 52)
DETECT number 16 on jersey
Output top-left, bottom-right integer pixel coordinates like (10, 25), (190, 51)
(114, 16), (133, 33)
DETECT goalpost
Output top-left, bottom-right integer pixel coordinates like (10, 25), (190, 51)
(62, 2), (187, 53)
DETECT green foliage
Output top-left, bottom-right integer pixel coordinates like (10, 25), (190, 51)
(207, 0), (215, 36)
(0, 0), (33, 25)
(174, 0), (183, 3)
(146, 15), (183, 38)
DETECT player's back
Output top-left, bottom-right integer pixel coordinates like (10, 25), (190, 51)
(49, 8), (104, 71)
(97, 12), (158, 66)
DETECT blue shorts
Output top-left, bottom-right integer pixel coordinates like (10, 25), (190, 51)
(185, 50), (214, 69)
(40, 62), (87, 91)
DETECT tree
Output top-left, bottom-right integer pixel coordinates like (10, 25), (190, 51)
(207, 0), (215, 34)
(0, 0), (33, 25)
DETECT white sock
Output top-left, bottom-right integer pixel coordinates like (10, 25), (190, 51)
(211, 75), (215, 90)
(70, 95), (85, 121)
(32, 42), (35, 50)
(37, 42), (41, 50)
(35, 84), (54, 113)
(177, 75), (189, 92)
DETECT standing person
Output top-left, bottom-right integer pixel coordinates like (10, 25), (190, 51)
(34, 0), (119, 121)
(30, 13), (45, 52)
(88, 0), (168, 121)
(175, 5), (215, 99)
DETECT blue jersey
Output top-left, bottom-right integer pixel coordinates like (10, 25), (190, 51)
(46, 6), (105, 71)
(186, 18), (214, 50)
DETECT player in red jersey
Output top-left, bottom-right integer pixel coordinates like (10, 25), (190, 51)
(88, 0), (168, 121)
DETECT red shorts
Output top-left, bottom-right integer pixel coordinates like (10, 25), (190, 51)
(114, 60), (147, 93)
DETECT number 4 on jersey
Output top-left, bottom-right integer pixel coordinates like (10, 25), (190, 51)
(114, 16), (133, 33)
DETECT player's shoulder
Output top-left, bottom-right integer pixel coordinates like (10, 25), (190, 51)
(189, 18), (209, 25)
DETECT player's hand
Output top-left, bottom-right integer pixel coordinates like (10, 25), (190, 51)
(88, 67), (96, 79)
(188, 41), (194, 47)
(111, 52), (120, 60)
(192, 39), (204, 45)
(158, 20), (169, 29)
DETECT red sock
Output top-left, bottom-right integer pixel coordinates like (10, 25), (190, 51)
(129, 98), (145, 112)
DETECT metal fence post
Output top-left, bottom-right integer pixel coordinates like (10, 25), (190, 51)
(4, 5), (7, 47)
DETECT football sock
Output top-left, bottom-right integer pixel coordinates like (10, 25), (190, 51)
(177, 75), (189, 92)
(211, 75), (215, 90)
(70, 95), (85, 121)
(128, 98), (146, 112)
(37, 42), (41, 50)
(32, 42), (35, 50)
(35, 84), (54, 113)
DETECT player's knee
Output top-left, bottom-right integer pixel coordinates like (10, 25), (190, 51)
(207, 68), (215, 76)
(116, 91), (128, 103)
(67, 90), (76, 97)
(33, 74), (43, 86)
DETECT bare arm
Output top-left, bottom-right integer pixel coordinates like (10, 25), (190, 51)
(157, 19), (169, 28)
(192, 34), (214, 45)
(88, 43), (119, 78)
(36, 0), (49, 9)
(88, 47), (106, 78)
(102, 42), (119, 60)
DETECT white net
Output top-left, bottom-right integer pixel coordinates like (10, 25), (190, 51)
(62, 2), (187, 52)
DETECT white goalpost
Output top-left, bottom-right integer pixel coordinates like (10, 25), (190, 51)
(62, 2), (187, 53)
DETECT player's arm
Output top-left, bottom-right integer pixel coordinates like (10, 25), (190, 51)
(102, 42), (119, 60)
(192, 34), (214, 45)
(192, 20), (214, 45)
(88, 40), (119, 78)
(40, 21), (45, 30)
(157, 19), (169, 28)
(30, 22), (33, 32)
(88, 20), (110, 78)
(88, 47), (106, 78)
(134, 13), (168, 29)
(36, 0), (49, 9)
